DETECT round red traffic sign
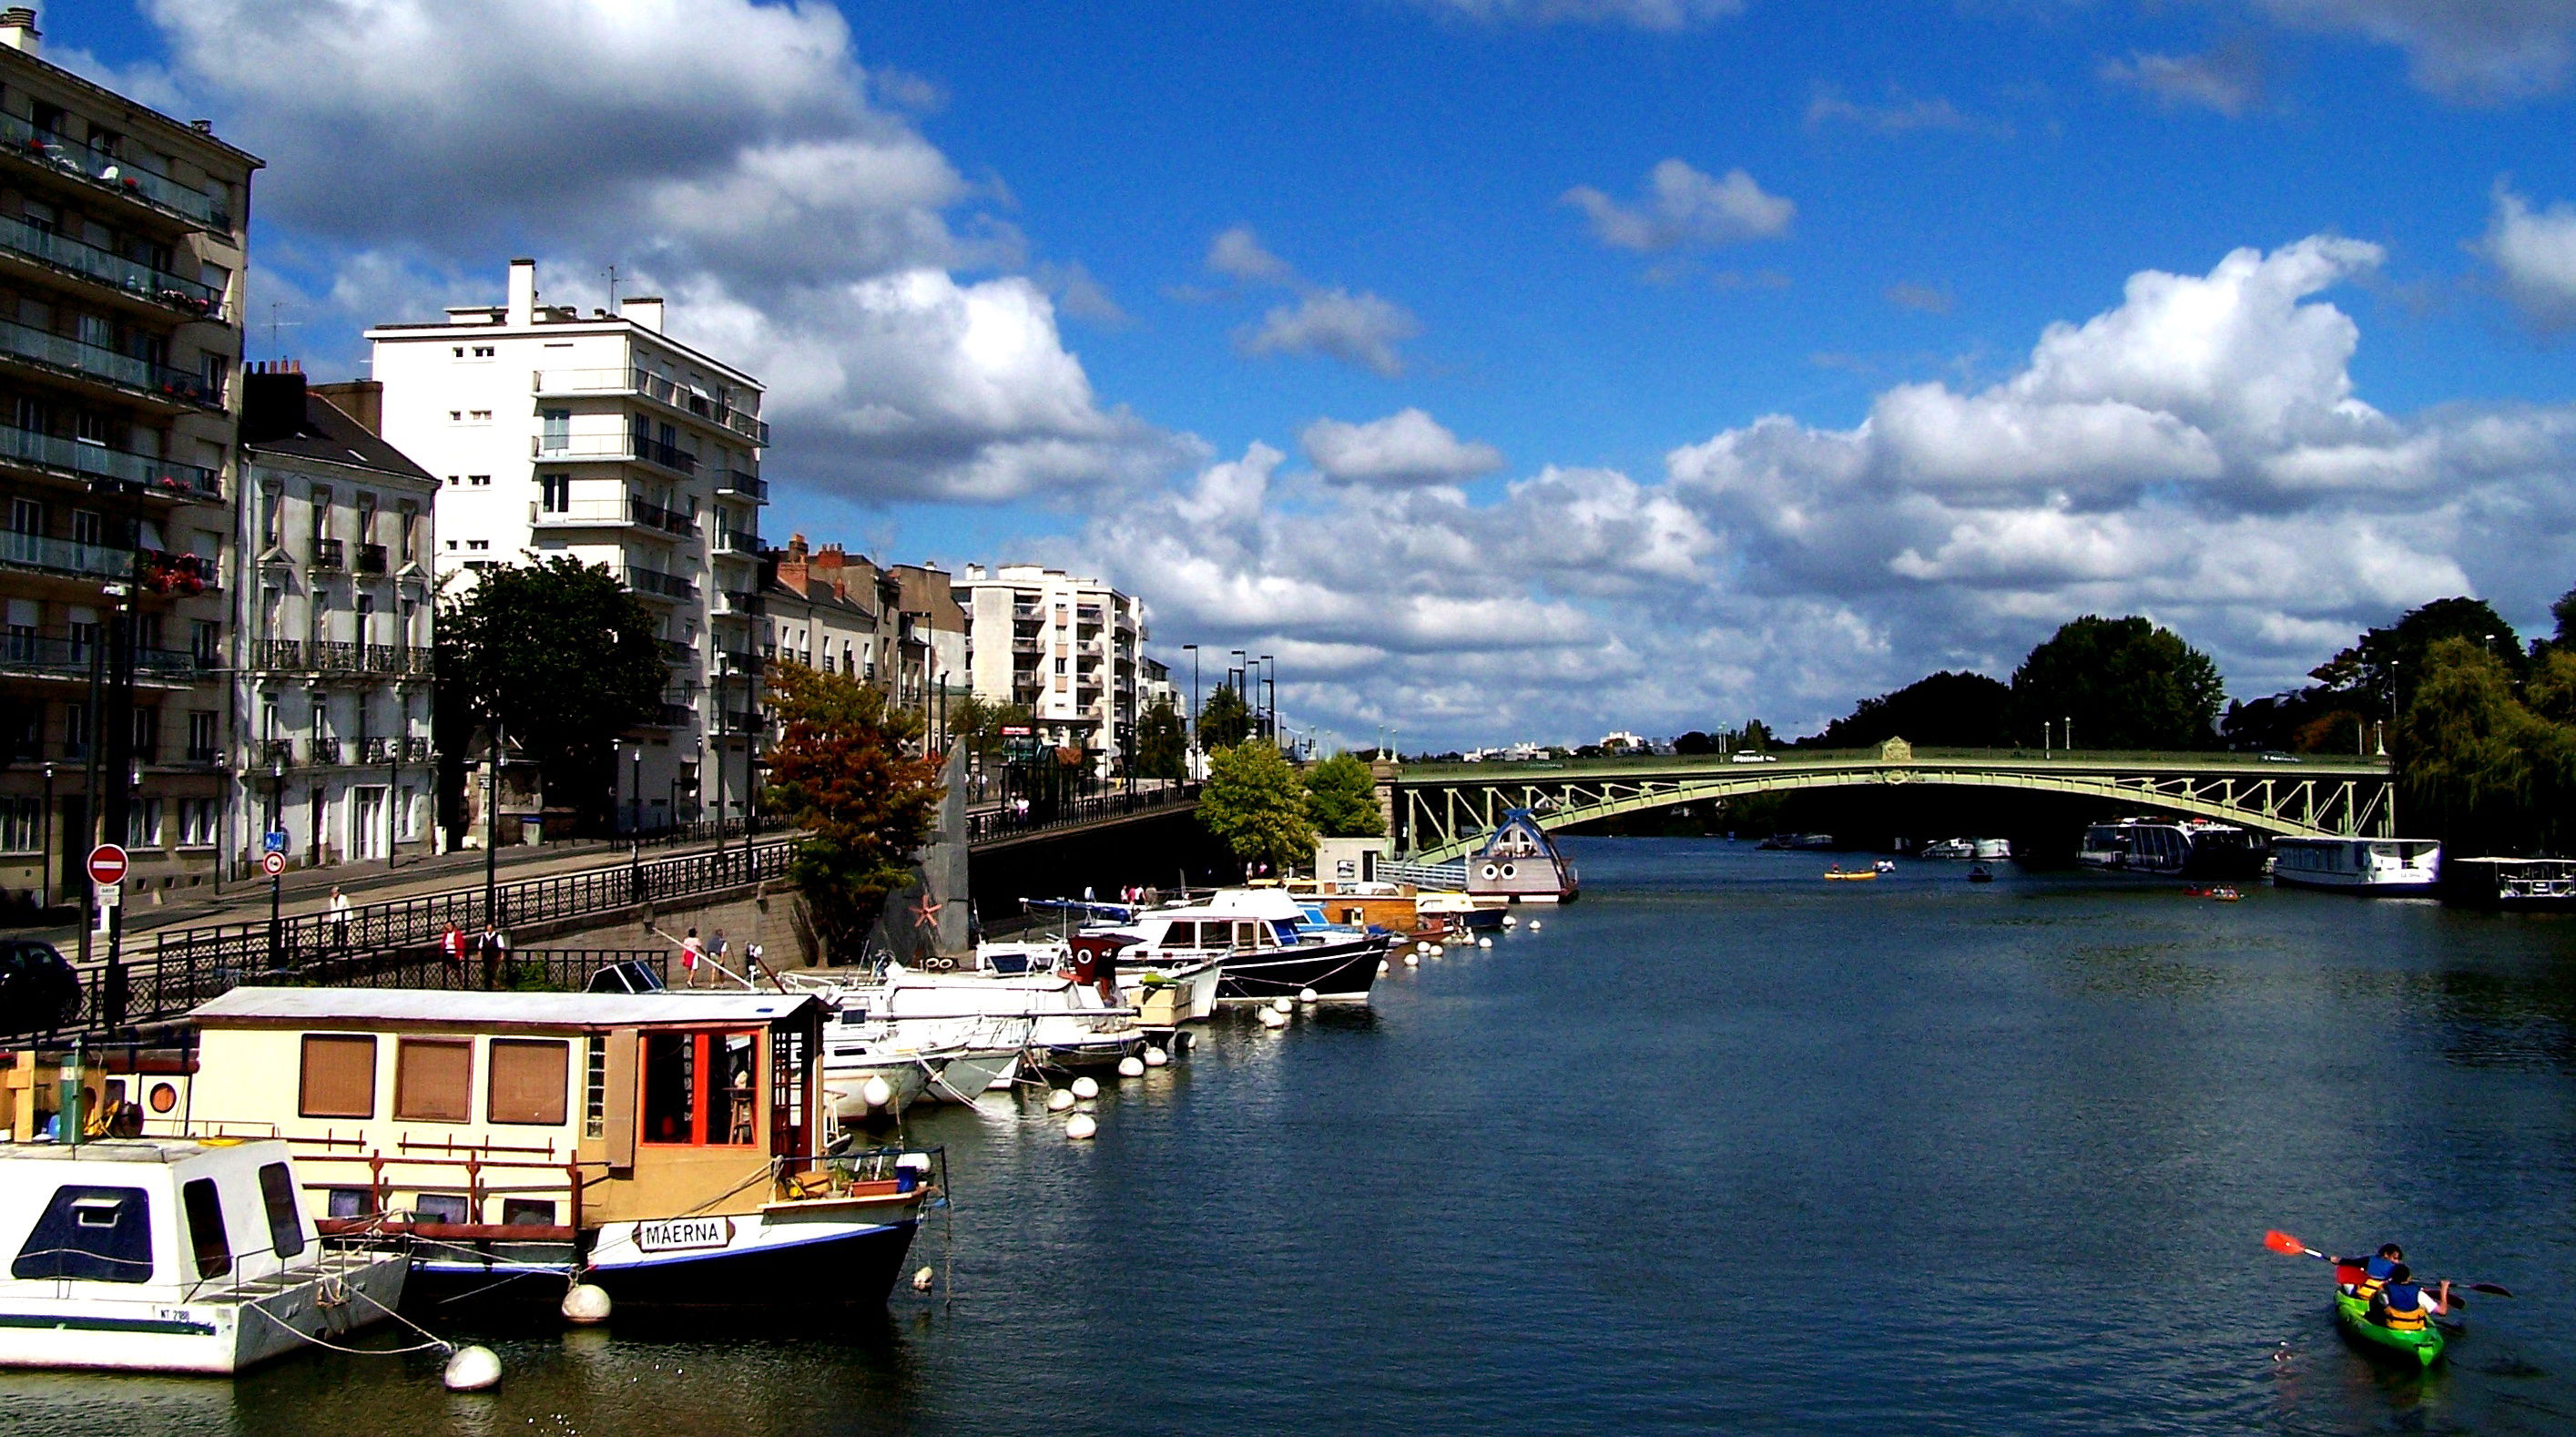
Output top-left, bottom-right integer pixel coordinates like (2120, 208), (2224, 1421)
(86, 843), (128, 887)
(261, 850), (287, 878)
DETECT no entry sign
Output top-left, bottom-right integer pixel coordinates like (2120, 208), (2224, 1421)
(87, 843), (129, 887)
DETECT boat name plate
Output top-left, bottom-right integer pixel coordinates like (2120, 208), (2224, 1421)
(636, 1217), (736, 1252)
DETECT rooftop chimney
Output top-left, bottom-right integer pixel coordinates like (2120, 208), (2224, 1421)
(621, 296), (664, 333)
(0, 9), (38, 56)
(240, 362), (309, 446)
(311, 380), (383, 435)
(505, 258), (536, 327)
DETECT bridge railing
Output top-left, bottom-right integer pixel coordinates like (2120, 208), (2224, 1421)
(965, 783), (1198, 845)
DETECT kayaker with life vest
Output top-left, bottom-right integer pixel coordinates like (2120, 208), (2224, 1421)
(2333, 1243), (2404, 1299)
(2371, 1266), (2451, 1330)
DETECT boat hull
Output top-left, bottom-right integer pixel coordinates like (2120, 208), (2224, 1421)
(585, 1204), (924, 1310)
(2335, 1293), (2445, 1369)
(1214, 937), (1389, 1004)
(0, 1248), (407, 1374)
(821, 1058), (935, 1123)
(928, 1048), (1021, 1101)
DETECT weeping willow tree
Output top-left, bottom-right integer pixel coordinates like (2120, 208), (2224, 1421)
(2396, 637), (2576, 856)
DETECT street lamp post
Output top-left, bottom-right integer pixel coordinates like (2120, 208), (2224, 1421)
(483, 718), (504, 930)
(38, 763), (53, 912)
(1260, 654), (1275, 747)
(268, 754), (285, 968)
(1182, 644), (1199, 758)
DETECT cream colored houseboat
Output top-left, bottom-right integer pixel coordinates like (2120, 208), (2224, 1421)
(178, 989), (935, 1309)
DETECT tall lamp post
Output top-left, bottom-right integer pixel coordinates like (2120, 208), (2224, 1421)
(1182, 643), (1199, 761)
(1260, 653), (1275, 748)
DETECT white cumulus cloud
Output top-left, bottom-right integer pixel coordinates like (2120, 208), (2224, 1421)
(1409, 0), (1742, 28)
(2100, 43), (2269, 116)
(2481, 184), (2576, 331)
(1563, 159), (1796, 252)
(2246, 0), (2576, 102)
(1301, 409), (1506, 485)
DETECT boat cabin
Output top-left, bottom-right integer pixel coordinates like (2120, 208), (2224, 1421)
(1468, 810), (1580, 902)
(174, 989), (825, 1237)
(0, 1138), (319, 1299)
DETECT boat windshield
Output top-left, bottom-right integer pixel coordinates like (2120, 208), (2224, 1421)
(11, 1185), (155, 1284)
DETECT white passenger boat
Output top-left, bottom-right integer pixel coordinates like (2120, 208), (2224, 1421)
(789, 966), (1147, 1075)
(0, 1137), (407, 1373)
(1097, 889), (1390, 1004)
(2077, 818), (2262, 879)
(2271, 837), (2440, 893)
(1918, 838), (1976, 860)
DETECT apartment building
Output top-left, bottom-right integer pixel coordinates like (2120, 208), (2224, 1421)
(0, 10), (257, 916)
(364, 259), (767, 830)
(233, 366), (439, 870)
(957, 565), (1145, 769)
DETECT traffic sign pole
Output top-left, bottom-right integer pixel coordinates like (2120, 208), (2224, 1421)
(267, 849), (284, 970)
(86, 844), (129, 1029)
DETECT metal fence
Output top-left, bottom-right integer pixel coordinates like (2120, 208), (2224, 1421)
(963, 784), (1198, 845)
(144, 838), (796, 980)
(34, 949), (673, 1039)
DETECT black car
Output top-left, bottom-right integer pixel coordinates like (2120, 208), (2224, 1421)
(0, 940), (83, 1034)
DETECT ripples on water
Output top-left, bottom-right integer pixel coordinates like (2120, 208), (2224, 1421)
(11, 839), (2576, 1436)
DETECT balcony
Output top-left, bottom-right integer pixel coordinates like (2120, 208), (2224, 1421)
(308, 640), (358, 673)
(0, 633), (202, 681)
(364, 643), (402, 674)
(659, 638), (697, 665)
(259, 739), (294, 769)
(0, 529), (132, 581)
(626, 566), (697, 603)
(406, 646), (435, 676)
(356, 543), (389, 575)
(1012, 636), (1043, 654)
(718, 469), (765, 501)
(310, 737), (343, 765)
(252, 637), (300, 669)
(718, 529), (760, 555)
(0, 213), (223, 319)
(652, 701), (695, 728)
(532, 432), (698, 477)
(0, 422), (222, 502)
(309, 537), (344, 571)
(357, 736), (397, 765)
(0, 112), (233, 231)
(532, 367), (769, 446)
(716, 587), (759, 616)
(0, 317), (220, 408)
(630, 497), (699, 537)
(403, 736), (433, 760)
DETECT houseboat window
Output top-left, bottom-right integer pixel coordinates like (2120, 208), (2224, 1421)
(769, 1026), (808, 1155)
(256, 1162), (307, 1259)
(501, 1198), (557, 1227)
(718, 1032), (758, 1146)
(325, 1187), (375, 1219)
(298, 1034), (378, 1118)
(1234, 921), (1260, 949)
(412, 1193), (470, 1224)
(641, 1031), (697, 1143)
(1162, 920), (1199, 947)
(584, 1033), (607, 1138)
(11, 1186), (153, 1283)
(180, 1177), (233, 1279)
(393, 1038), (473, 1122)
(488, 1038), (571, 1126)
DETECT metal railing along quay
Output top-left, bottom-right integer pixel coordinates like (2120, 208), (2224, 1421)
(964, 784), (1199, 844)
(37, 948), (673, 1039)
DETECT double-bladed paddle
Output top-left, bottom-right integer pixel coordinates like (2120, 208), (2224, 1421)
(2263, 1229), (2515, 1301)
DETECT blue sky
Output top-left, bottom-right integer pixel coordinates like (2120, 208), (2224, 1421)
(62, 1), (2576, 748)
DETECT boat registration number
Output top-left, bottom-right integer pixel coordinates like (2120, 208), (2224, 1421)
(635, 1217), (736, 1252)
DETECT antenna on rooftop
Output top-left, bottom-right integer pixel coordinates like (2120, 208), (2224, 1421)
(604, 262), (621, 311)
(267, 301), (301, 361)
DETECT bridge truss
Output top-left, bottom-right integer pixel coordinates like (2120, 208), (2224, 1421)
(1388, 757), (2395, 861)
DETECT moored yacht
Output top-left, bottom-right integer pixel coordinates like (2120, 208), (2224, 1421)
(1101, 889), (1390, 1004)
(2077, 817), (2263, 879)
(2271, 836), (2440, 893)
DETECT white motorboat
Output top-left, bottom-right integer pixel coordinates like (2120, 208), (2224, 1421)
(1096, 889), (1390, 1004)
(1918, 838), (1976, 860)
(0, 1137), (408, 1374)
(1972, 838), (2012, 861)
(2271, 836), (2441, 893)
(789, 966), (1146, 1075)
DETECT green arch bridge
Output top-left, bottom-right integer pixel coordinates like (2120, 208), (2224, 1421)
(1378, 743), (2396, 862)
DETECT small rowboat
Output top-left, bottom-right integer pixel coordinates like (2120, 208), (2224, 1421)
(2334, 1290), (2445, 1369)
(1822, 868), (1877, 882)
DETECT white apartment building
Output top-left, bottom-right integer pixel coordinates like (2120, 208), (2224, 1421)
(364, 260), (768, 831)
(957, 565), (1144, 769)
(232, 366), (439, 870)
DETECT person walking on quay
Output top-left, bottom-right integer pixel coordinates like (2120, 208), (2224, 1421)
(474, 920), (509, 990)
(328, 887), (352, 951)
(680, 928), (704, 989)
(440, 922), (466, 968)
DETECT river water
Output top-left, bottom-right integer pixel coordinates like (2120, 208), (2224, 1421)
(12, 837), (2576, 1435)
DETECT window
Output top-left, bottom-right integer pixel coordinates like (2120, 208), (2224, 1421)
(178, 797), (218, 848)
(468, 410), (492, 424)
(124, 798), (161, 849)
(641, 1030), (759, 1147)
(541, 409), (569, 450)
(412, 1193), (469, 1224)
(472, 345), (494, 359)
(8, 497), (40, 535)
(188, 710), (218, 761)
(300, 1034), (377, 1117)
(0, 796), (37, 853)
(75, 409), (111, 445)
(540, 473), (569, 513)
(190, 619), (219, 668)
(180, 1177), (232, 1279)
(63, 700), (87, 759)
(585, 1034), (607, 1138)
(256, 1162), (307, 1259)
(325, 1187), (375, 1219)
(397, 504), (419, 560)
(71, 508), (102, 547)
(641, 1031), (695, 1144)
(131, 706), (159, 760)
(12, 1186), (153, 1283)
(202, 353), (229, 403)
(468, 474), (491, 487)
(488, 1039), (570, 1125)
(500, 1198), (556, 1226)
(394, 1038), (473, 1121)
(466, 539), (489, 551)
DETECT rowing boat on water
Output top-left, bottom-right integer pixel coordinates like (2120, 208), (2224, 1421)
(2335, 1291), (2445, 1369)
(1822, 869), (1877, 882)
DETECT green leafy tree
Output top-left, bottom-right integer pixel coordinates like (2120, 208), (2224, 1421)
(1199, 740), (1316, 874)
(1738, 718), (1775, 752)
(2317, 596), (2524, 708)
(1804, 670), (2015, 749)
(434, 557), (665, 833)
(1303, 752), (1386, 837)
(1199, 684), (1254, 749)
(949, 694), (1033, 762)
(763, 661), (949, 961)
(1135, 697), (1186, 780)
(2010, 615), (2225, 749)
(2397, 637), (2576, 856)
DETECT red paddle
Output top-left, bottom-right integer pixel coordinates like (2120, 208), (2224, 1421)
(2263, 1229), (2514, 1299)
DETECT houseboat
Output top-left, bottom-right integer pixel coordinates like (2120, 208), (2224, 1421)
(0, 1137), (408, 1373)
(1467, 810), (1580, 903)
(2271, 837), (2441, 893)
(2438, 857), (2576, 911)
(2076, 818), (2264, 879)
(176, 989), (936, 1310)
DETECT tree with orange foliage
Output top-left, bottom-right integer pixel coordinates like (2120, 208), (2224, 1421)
(762, 660), (948, 963)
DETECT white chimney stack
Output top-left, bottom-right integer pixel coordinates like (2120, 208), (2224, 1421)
(621, 296), (664, 333)
(505, 258), (536, 327)
(0, 9), (41, 56)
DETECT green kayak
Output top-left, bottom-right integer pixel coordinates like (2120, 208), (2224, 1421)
(2336, 1292), (2445, 1369)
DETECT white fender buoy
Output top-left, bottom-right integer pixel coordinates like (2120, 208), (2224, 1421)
(860, 1075), (894, 1110)
(1144, 1045), (1170, 1068)
(912, 1265), (937, 1293)
(1403, 953), (1420, 968)
(1428, 943), (1444, 958)
(1502, 913), (1517, 926)
(1065, 1113), (1098, 1140)
(560, 1282), (612, 1325)
(1258, 1006), (1290, 1028)
(1117, 1055), (1145, 1078)
(1046, 1087), (1077, 1113)
(1298, 987), (1319, 1004)
(1071, 1075), (1101, 1100)
(1377, 960), (1390, 977)
(1269, 995), (1295, 1014)
(1479, 937), (1493, 949)
(1529, 920), (1543, 931)
(443, 1344), (503, 1391)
